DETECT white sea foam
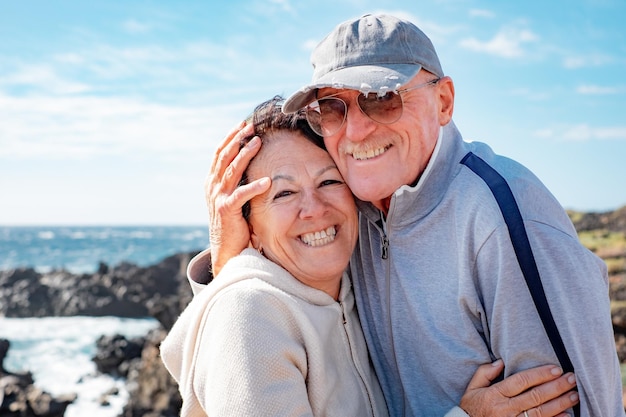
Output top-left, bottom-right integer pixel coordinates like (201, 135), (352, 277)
(1, 316), (160, 417)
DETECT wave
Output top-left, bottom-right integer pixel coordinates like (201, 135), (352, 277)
(1, 316), (160, 417)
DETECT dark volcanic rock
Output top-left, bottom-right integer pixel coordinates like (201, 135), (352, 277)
(0, 339), (77, 417)
(92, 334), (144, 378)
(0, 251), (201, 416)
(0, 250), (207, 417)
(93, 329), (182, 417)
(0, 252), (197, 330)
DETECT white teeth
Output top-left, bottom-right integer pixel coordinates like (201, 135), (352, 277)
(300, 226), (337, 247)
(351, 146), (388, 160)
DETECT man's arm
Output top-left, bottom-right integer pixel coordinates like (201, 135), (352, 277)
(458, 360), (578, 417)
(479, 221), (624, 416)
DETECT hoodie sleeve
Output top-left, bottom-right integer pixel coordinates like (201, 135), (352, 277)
(186, 248), (213, 296)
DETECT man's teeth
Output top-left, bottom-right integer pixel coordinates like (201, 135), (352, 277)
(351, 146), (388, 160)
(300, 226), (336, 247)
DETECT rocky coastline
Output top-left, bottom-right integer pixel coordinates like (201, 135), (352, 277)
(0, 251), (199, 416)
(1, 206), (626, 416)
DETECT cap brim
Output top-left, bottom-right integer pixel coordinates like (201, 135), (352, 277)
(283, 63), (422, 113)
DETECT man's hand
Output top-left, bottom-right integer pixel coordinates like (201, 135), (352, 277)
(206, 121), (271, 276)
(460, 360), (579, 417)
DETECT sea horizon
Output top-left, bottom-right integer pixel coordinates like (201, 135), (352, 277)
(0, 224), (209, 274)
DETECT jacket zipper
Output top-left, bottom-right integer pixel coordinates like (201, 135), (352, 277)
(376, 218), (390, 260)
(378, 208), (407, 415)
(381, 234), (389, 259)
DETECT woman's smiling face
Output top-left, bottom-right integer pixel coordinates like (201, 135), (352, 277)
(247, 130), (358, 299)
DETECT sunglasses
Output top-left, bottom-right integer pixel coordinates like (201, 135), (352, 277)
(305, 78), (440, 137)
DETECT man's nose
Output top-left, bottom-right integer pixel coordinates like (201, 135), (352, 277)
(344, 99), (377, 141)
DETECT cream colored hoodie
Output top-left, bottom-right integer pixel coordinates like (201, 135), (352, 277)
(160, 248), (389, 417)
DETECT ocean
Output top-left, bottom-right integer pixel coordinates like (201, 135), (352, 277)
(0, 225), (209, 273)
(0, 225), (209, 416)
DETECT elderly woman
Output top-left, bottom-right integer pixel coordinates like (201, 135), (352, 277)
(160, 97), (579, 417)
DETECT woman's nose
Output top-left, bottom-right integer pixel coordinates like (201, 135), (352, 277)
(299, 191), (327, 219)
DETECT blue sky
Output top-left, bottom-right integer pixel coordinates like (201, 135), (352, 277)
(1, 0), (625, 225)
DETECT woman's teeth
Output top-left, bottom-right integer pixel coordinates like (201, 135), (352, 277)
(300, 226), (336, 247)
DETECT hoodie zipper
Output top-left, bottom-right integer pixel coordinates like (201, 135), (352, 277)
(339, 301), (376, 417)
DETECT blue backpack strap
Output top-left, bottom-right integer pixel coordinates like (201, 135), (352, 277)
(461, 151), (579, 415)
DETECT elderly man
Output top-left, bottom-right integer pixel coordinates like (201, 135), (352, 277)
(205, 14), (623, 417)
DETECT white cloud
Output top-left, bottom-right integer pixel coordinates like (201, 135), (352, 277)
(122, 19), (152, 34)
(469, 9), (495, 18)
(563, 53), (613, 69)
(0, 93), (248, 160)
(0, 33), (310, 167)
(576, 84), (622, 95)
(269, 0), (294, 13)
(460, 27), (539, 58)
(1, 38), (270, 104)
(0, 64), (91, 95)
(302, 39), (319, 52)
(533, 124), (626, 142)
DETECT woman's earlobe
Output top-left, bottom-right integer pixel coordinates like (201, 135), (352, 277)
(250, 226), (261, 253)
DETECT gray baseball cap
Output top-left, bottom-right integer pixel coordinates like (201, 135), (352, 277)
(283, 13), (444, 113)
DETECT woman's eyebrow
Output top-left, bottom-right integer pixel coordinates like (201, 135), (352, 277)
(271, 165), (337, 182)
(271, 174), (294, 182)
(315, 165), (339, 177)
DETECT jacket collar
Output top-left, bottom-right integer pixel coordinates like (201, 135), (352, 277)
(356, 120), (468, 227)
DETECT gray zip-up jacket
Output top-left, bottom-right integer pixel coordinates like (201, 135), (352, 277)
(350, 121), (623, 416)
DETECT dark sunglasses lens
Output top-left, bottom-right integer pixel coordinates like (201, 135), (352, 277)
(305, 109), (324, 136)
(358, 92), (403, 124)
(307, 98), (346, 136)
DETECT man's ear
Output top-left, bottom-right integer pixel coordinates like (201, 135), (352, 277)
(437, 76), (455, 126)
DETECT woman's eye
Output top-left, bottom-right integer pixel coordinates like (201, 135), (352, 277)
(320, 179), (342, 187)
(273, 190), (294, 200)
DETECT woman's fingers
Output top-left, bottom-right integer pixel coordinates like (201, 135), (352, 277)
(209, 123), (258, 199)
(228, 177), (271, 207)
(205, 122), (267, 276)
(210, 121), (250, 176)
